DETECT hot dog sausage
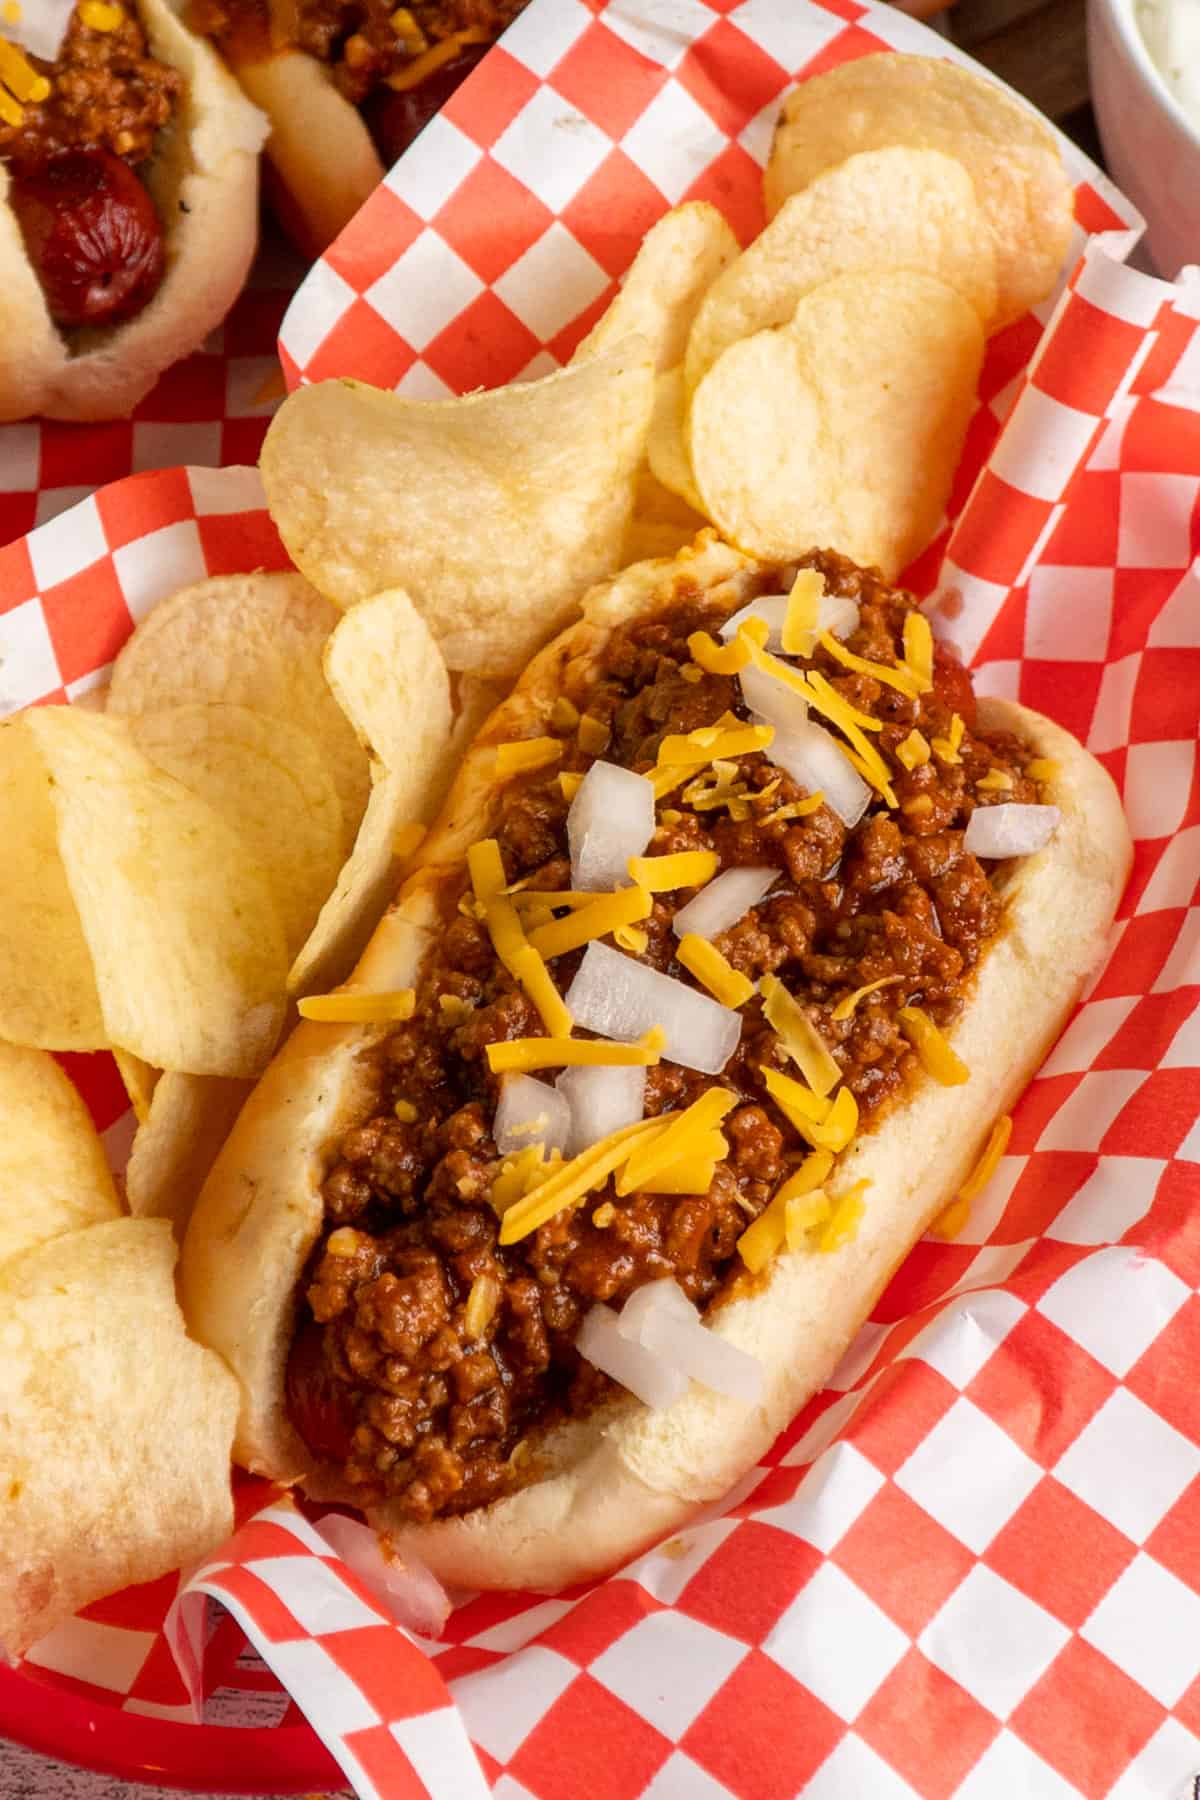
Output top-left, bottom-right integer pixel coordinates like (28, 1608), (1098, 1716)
(8, 146), (164, 329)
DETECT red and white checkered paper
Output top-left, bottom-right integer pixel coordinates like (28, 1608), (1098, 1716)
(3, 2), (1200, 1796)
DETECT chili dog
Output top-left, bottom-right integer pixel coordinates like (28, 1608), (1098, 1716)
(181, 535), (1130, 1591)
(184, 0), (525, 257)
(0, 0), (267, 420)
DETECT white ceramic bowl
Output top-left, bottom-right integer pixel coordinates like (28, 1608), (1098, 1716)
(1088, 0), (1200, 274)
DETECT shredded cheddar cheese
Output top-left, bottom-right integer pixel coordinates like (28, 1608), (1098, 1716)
(687, 628), (752, 675)
(958, 1114), (1013, 1203)
(464, 1273), (501, 1337)
(628, 849), (718, 892)
(818, 629), (921, 698)
(901, 794), (933, 818)
(468, 837), (506, 905)
(499, 1115), (669, 1244)
(676, 933), (755, 1008)
(592, 1201), (616, 1228)
(577, 713), (611, 755)
(510, 944), (573, 1036)
(617, 1088), (737, 1196)
(0, 86), (22, 126)
(737, 1149), (833, 1272)
(559, 770), (583, 801)
(931, 712), (966, 766)
(785, 1188), (832, 1250)
(1026, 757), (1060, 783)
(550, 695), (579, 731)
(802, 668), (897, 803)
(79, 0), (124, 27)
(831, 976), (903, 1022)
(652, 759), (708, 800)
(613, 923), (648, 955)
(816, 1180), (870, 1252)
(783, 568), (824, 655)
(902, 611), (935, 694)
(761, 1065), (831, 1128)
(394, 1099), (418, 1122)
(898, 1006), (969, 1085)
(527, 885), (651, 959)
(657, 722), (774, 766)
(764, 793), (825, 824)
(976, 769), (1014, 792)
(510, 888), (595, 911)
(760, 974), (840, 1096)
(385, 25), (489, 88)
(495, 737), (562, 778)
(931, 1196), (972, 1240)
(299, 989), (416, 1023)
(641, 1128), (728, 1195)
(0, 38), (48, 101)
(487, 1033), (663, 1074)
(896, 729), (931, 771)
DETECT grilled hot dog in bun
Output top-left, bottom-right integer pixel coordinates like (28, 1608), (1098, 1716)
(0, 0), (267, 420)
(181, 535), (1130, 1591)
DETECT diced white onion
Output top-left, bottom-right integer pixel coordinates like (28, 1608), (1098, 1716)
(617, 1277), (765, 1405)
(577, 1303), (689, 1410)
(316, 1515), (450, 1638)
(493, 1073), (570, 1157)
(556, 1063), (646, 1155)
(565, 942), (741, 1075)
(720, 590), (860, 649)
(7, 0), (75, 63)
(673, 865), (776, 941)
(768, 720), (870, 828)
(567, 760), (655, 891)
(739, 661), (810, 737)
(963, 802), (1061, 859)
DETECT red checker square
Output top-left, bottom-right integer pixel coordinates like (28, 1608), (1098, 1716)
(561, 149), (670, 279)
(843, 1360), (960, 1477)
(1010, 1636), (1164, 1795)
(1090, 910), (1185, 1000)
(678, 22), (790, 140)
(440, 45), (541, 150)
(539, 1577), (661, 1667)
(684, 140), (766, 248)
(950, 472), (1052, 588)
(40, 421), (133, 491)
(1032, 292), (1146, 414)
(1132, 647), (1200, 740)
(423, 291), (541, 393)
(676, 1521), (823, 1646)
(226, 1517), (319, 1563)
(1127, 1297), (1200, 1447)
(998, 1152), (1096, 1245)
(833, 1483), (975, 1639)
(41, 560), (131, 688)
(124, 1634), (193, 1709)
(1009, 1072), (1087, 1151)
(1005, 1237), (1092, 1306)
(305, 299), (417, 389)
(429, 1643), (502, 1683)
(1102, 1069), (1199, 1159)
(133, 353), (225, 423)
(681, 1648), (844, 1800)
(951, 408), (1003, 519)
(1146, 1477), (1200, 1589)
(902, 526), (951, 600)
(443, 1587), (546, 1643)
(198, 510), (291, 578)
(1137, 305), (1199, 395)
(1124, 395), (1200, 476)
(95, 466), (194, 551)
(966, 1308), (1113, 1468)
(221, 418), (273, 471)
(0, 493), (36, 552)
(973, 588), (1027, 666)
(771, 1387), (847, 1465)
(987, 1477), (1135, 1632)
(798, 22), (889, 79)
(548, 286), (614, 364)
(815, 0), (869, 22)
(207, 1565), (311, 1643)
(0, 535), (36, 613)
(79, 1568), (179, 1632)
(509, 1672), (671, 1800)
(551, 21), (668, 140)
(1111, 568), (1184, 659)
(980, 319), (1042, 407)
(340, 1722), (436, 1798)
(278, 343), (301, 389)
(856, 1649), (999, 1800)
(1017, 660), (1104, 747)
(221, 285), (292, 358)
(327, 188), (424, 292)
(1138, 1160), (1200, 1288)
(872, 1240), (977, 1322)
(1173, 1671), (1200, 1738)
(323, 1624), (449, 1718)
(1044, 469), (1121, 567)
(1074, 180), (1129, 235)
(1096, 988), (1199, 1071)
(434, 157), (554, 285)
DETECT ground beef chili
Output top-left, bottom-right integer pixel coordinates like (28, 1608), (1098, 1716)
(0, 7), (180, 166)
(288, 549), (1044, 1523)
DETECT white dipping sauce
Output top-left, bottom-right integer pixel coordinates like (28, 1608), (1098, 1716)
(1137, 0), (1200, 121)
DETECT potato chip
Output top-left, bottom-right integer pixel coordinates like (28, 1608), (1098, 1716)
(113, 1048), (158, 1125)
(622, 469), (708, 565)
(646, 368), (705, 516)
(126, 1071), (252, 1238)
(573, 201), (739, 373)
(107, 573), (369, 848)
(0, 1041), (120, 1269)
(0, 1217), (237, 1657)
(684, 148), (997, 394)
(260, 343), (655, 679)
(127, 703), (344, 959)
(763, 54), (1073, 327)
(322, 586), (452, 774)
(688, 270), (983, 578)
(25, 709), (288, 1078)
(0, 719), (107, 1051)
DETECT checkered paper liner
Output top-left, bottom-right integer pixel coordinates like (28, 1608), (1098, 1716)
(2, 2), (1200, 1796)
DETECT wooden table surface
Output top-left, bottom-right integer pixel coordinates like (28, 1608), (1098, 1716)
(0, 6), (1101, 1796)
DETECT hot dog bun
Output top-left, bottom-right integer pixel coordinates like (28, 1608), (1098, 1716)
(180, 535), (1131, 1591)
(0, 0), (267, 423)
